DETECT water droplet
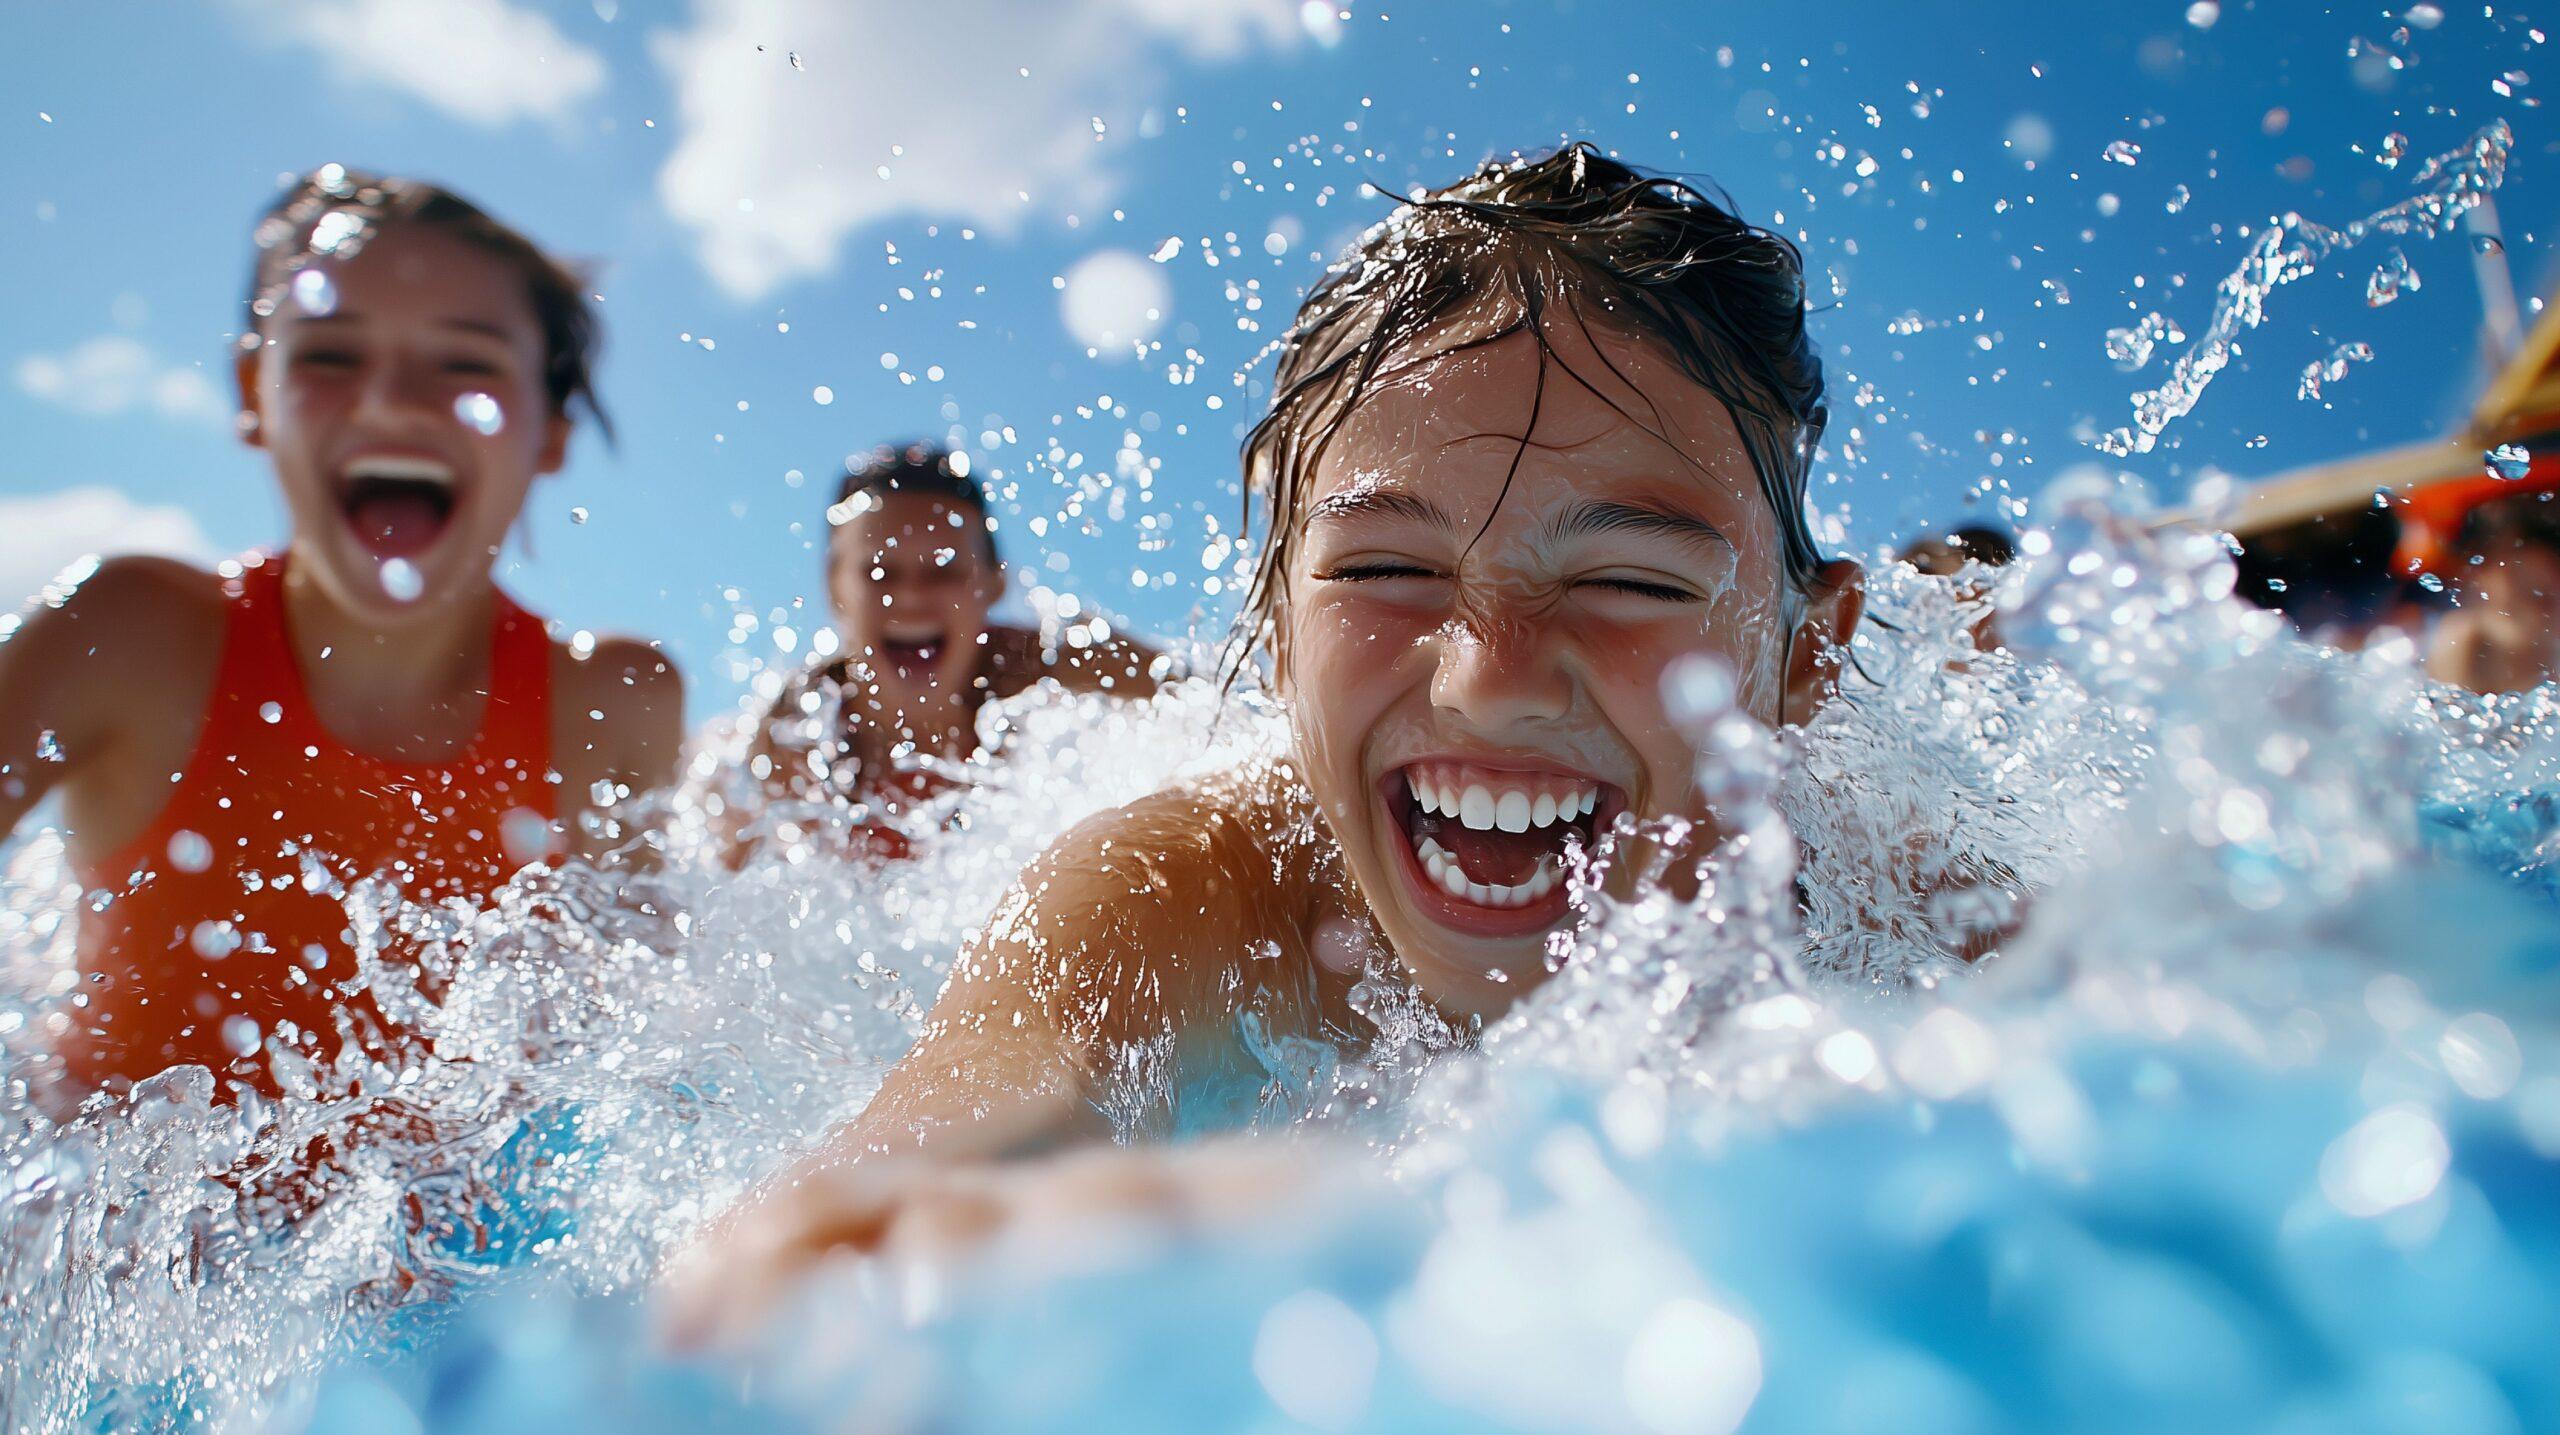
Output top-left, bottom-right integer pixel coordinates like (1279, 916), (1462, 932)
(1149, 236), (1184, 263)
(2297, 341), (2374, 401)
(167, 829), (214, 873)
(222, 1015), (262, 1058)
(787, 50), (803, 69)
(2164, 183), (2190, 214)
(259, 701), (284, 724)
(380, 557), (425, 602)
(2366, 248), (2419, 307)
(569, 506), (590, 524)
(2102, 139), (2141, 166)
(454, 391), (504, 436)
(2378, 131), (2410, 169)
(812, 385), (834, 405)
(2485, 443), (2532, 481)
(2104, 312), (2181, 370)
(2185, 0), (2219, 26)
(33, 729), (62, 761)
(189, 919), (240, 960)
(289, 267), (336, 317)
(2472, 233), (2506, 256)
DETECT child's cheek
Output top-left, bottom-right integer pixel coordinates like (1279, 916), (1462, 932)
(1297, 589), (1438, 681)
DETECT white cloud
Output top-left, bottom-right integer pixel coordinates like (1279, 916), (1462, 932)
(240, 0), (607, 127)
(652, 0), (1301, 299)
(0, 488), (217, 613)
(16, 337), (228, 424)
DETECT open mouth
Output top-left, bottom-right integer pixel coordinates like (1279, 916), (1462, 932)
(874, 624), (950, 675)
(335, 454), (458, 560)
(1382, 760), (1620, 935)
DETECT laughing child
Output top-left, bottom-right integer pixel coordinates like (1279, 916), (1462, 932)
(667, 143), (1864, 1338)
(741, 445), (1160, 848)
(0, 167), (683, 1103)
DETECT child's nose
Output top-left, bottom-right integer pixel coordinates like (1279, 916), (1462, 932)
(1427, 608), (1573, 729)
(354, 353), (450, 426)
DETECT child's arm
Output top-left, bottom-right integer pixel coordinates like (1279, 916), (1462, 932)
(985, 623), (1169, 701)
(0, 558), (216, 846)
(660, 786), (1255, 1342)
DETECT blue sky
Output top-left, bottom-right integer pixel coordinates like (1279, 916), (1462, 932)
(4, 0), (2549, 721)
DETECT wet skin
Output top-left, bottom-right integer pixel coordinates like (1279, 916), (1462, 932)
(0, 220), (682, 875)
(2428, 536), (2560, 695)
(662, 304), (1862, 1346)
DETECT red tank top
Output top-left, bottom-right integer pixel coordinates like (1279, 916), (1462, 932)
(63, 554), (558, 1098)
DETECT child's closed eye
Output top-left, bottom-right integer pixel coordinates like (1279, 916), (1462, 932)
(1576, 574), (1703, 603)
(1312, 561), (1447, 583)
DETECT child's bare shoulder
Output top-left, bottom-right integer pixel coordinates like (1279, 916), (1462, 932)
(985, 622), (1166, 698)
(8, 554), (225, 697)
(550, 632), (686, 785)
(1018, 770), (1312, 944)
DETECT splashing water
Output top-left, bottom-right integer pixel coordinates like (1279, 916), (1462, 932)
(2298, 341), (2375, 402)
(2485, 443), (2533, 481)
(2366, 248), (2420, 308)
(2102, 311), (2180, 371)
(6, 473), (2558, 1432)
(2098, 120), (2512, 457)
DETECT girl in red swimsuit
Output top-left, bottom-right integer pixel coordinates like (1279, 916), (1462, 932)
(0, 167), (683, 1103)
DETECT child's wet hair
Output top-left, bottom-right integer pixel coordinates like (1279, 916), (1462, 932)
(244, 164), (611, 440)
(827, 444), (999, 565)
(1233, 142), (1830, 673)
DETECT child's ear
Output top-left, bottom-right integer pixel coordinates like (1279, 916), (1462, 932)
(1779, 557), (1864, 728)
(233, 349), (266, 450)
(536, 410), (574, 476)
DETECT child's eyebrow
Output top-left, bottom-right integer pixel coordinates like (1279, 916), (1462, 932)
(1305, 489), (1456, 529)
(1542, 499), (1733, 554)
(280, 313), (514, 342)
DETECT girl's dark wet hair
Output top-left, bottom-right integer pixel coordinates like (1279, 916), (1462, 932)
(1233, 142), (1830, 671)
(829, 444), (999, 565)
(244, 164), (611, 441)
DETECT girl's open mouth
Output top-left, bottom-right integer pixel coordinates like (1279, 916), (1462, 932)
(875, 625), (950, 677)
(335, 455), (459, 560)
(1381, 760), (1620, 937)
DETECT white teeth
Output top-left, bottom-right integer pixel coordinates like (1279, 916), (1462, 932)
(345, 456), (454, 485)
(1408, 770), (1604, 832)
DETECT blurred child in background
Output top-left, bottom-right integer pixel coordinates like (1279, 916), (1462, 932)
(739, 445), (1159, 854)
(2427, 487), (2560, 694)
(0, 167), (682, 1104)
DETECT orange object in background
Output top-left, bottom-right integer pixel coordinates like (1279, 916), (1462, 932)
(2214, 275), (2560, 577)
(2393, 456), (2560, 576)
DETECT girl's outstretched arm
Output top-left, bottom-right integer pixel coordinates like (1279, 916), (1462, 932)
(0, 557), (220, 849)
(660, 785), (1261, 1346)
